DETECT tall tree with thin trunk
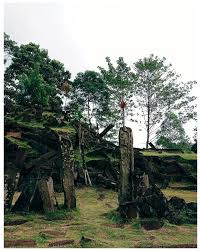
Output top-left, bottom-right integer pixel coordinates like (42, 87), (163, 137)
(98, 57), (136, 137)
(133, 54), (196, 148)
(72, 70), (109, 129)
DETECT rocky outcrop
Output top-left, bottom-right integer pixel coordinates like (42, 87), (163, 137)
(4, 116), (77, 212)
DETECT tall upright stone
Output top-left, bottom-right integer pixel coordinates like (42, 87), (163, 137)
(60, 135), (76, 209)
(4, 164), (20, 210)
(118, 127), (138, 218)
(38, 177), (56, 212)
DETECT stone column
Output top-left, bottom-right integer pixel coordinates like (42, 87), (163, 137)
(4, 164), (20, 210)
(118, 127), (138, 218)
(38, 177), (56, 212)
(12, 175), (37, 212)
(60, 135), (76, 209)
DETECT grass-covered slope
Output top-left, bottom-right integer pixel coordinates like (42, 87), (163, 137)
(4, 187), (197, 248)
(141, 150), (197, 160)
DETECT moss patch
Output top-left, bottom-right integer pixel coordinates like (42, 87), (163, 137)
(16, 120), (45, 129)
(162, 188), (197, 202)
(141, 151), (197, 160)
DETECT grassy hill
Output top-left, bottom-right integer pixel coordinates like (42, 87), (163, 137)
(4, 187), (197, 248)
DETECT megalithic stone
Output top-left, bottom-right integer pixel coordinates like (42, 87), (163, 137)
(118, 127), (138, 218)
(38, 177), (56, 212)
(118, 127), (135, 203)
(12, 177), (37, 212)
(4, 164), (20, 210)
(60, 135), (76, 209)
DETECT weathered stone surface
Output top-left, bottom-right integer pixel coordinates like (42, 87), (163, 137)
(187, 202), (197, 211)
(48, 239), (74, 247)
(38, 177), (56, 212)
(118, 127), (138, 218)
(118, 127), (135, 204)
(4, 219), (29, 226)
(137, 184), (169, 218)
(119, 201), (139, 219)
(167, 196), (197, 225)
(12, 177), (38, 212)
(140, 218), (164, 230)
(168, 196), (186, 210)
(4, 165), (20, 210)
(60, 134), (76, 209)
(4, 239), (37, 248)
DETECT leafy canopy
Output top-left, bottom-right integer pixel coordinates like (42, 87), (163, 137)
(132, 54), (196, 147)
(156, 112), (191, 150)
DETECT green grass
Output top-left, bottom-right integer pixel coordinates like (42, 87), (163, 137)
(51, 124), (76, 135)
(74, 148), (106, 164)
(131, 219), (141, 230)
(45, 208), (80, 221)
(162, 188), (197, 202)
(105, 209), (125, 224)
(141, 151), (197, 160)
(5, 187), (197, 248)
(42, 111), (55, 118)
(5, 136), (32, 150)
(13, 118), (76, 137)
(16, 120), (44, 129)
(5, 135), (39, 156)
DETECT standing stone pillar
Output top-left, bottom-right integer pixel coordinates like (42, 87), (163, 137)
(60, 135), (76, 209)
(38, 177), (56, 212)
(118, 127), (138, 218)
(4, 164), (20, 210)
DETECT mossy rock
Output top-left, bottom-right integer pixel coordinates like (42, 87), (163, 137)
(5, 136), (37, 155)
(140, 218), (164, 230)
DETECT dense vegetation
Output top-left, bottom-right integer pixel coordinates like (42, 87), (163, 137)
(4, 33), (197, 148)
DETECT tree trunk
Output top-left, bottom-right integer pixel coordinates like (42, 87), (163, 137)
(146, 99), (150, 149)
(122, 107), (125, 127)
(87, 97), (91, 129)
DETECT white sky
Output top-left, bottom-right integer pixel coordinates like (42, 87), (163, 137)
(4, 0), (199, 147)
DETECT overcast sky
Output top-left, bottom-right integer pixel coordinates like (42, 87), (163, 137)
(4, 0), (199, 147)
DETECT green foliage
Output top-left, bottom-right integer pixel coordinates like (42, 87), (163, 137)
(4, 211), (35, 224)
(131, 219), (141, 230)
(36, 232), (51, 243)
(70, 70), (110, 128)
(106, 210), (125, 224)
(4, 33), (19, 113)
(45, 209), (79, 221)
(98, 57), (136, 132)
(4, 33), (18, 65)
(133, 54), (196, 148)
(156, 112), (191, 150)
(17, 65), (52, 107)
(4, 35), (71, 113)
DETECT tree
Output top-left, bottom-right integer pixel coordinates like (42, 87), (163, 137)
(4, 33), (19, 113)
(72, 70), (110, 129)
(4, 33), (18, 65)
(98, 57), (135, 134)
(17, 65), (52, 108)
(4, 36), (71, 112)
(133, 54), (196, 148)
(156, 112), (191, 150)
